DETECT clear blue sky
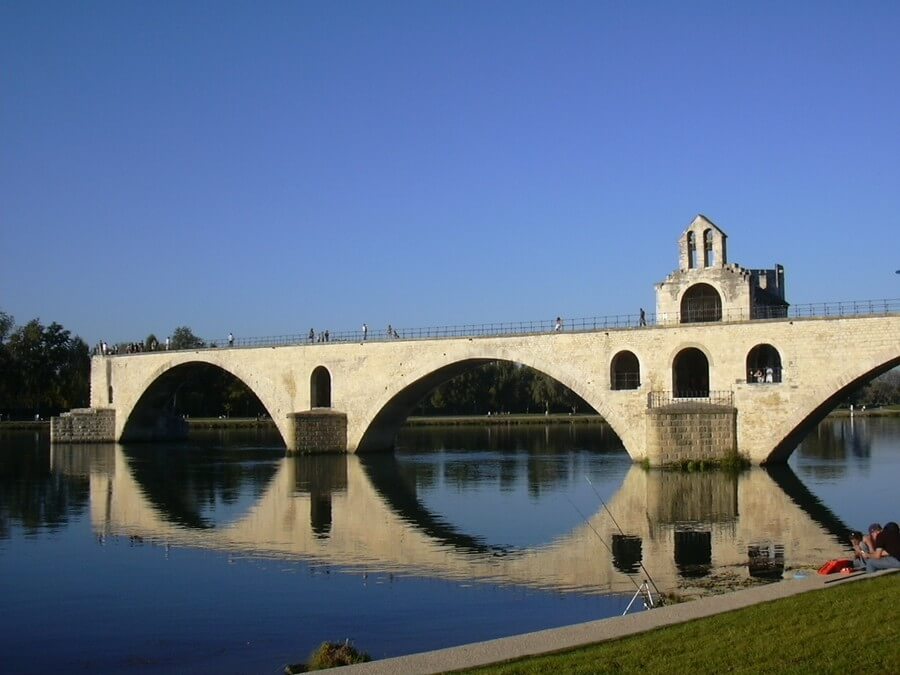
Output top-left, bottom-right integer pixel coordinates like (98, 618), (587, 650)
(2, 1), (898, 345)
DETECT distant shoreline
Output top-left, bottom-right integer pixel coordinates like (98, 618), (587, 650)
(2, 407), (897, 432)
(185, 413), (610, 429)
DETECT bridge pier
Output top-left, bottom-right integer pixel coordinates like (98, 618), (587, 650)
(288, 409), (348, 454)
(50, 408), (117, 444)
(645, 402), (738, 466)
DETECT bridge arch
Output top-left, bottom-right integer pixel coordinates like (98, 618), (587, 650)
(610, 350), (641, 390)
(764, 353), (900, 463)
(680, 283), (722, 323)
(353, 356), (633, 456)
(119, 358), (293, 448)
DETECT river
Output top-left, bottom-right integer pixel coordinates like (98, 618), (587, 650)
(0, 416), (897, 673)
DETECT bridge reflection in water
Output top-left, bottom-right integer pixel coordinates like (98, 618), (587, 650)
(50, 444), (849, 595)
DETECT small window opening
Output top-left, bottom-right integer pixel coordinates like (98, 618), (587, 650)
(687, 231), (697, 269)
(703, 229), (715, 267)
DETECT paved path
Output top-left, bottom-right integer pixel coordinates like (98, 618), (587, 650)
(330, 569), (896, 674)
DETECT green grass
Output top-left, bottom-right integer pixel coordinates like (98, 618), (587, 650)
(462, 575), (899, 674)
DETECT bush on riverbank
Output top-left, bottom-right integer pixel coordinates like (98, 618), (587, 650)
(285, 640), (371, 673)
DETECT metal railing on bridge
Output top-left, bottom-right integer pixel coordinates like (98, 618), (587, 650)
(101, 297), (899, 355)
(647, 391), (735, 409)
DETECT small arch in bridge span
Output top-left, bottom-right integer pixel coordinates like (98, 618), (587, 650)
(680, 283), (722, 323)
(673, 347), (710, 398)
(746, 344), (783, 384)
(610, 350), (641, 390)
(311, 366), (332, 408)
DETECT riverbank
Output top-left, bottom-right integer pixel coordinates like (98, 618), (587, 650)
(3, 407), (897, 432)
(826, 404), (900, 417)
(182, 414), (608, 428)
(330, 570), (898, 674)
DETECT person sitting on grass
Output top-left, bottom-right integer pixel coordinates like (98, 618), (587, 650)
(863, 522), (881, 554)
(850, 531), (870, 570)
(865, 521), (900, 572)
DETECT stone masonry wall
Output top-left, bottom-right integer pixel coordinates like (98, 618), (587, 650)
(290, 409), (348, 454)
(645, 403), (737, 466)
(51, 408), (116, 443)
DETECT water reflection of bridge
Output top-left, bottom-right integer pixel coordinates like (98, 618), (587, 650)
(51, 445), (850, 594)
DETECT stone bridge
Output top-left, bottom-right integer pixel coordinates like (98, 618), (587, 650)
(73, 312), (898, 465)
(54, 215), (900, 465)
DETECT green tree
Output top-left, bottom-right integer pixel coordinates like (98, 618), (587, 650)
(0, 311), (16, 411)
(170, 326), (205, 350)
(0, 315), (91, 416)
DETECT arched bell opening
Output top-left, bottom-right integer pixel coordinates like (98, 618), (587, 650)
(673, 348), (710, 398)
(680, 283), (722, 323)
(703, 228), (715, 267)
(686, 231), (697, 269)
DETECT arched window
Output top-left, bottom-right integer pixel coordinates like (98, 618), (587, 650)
(703, 229), (715, 267)
(673, 347), (710, 398)
(686, 231), (697, 269)
(746, 344), (783, 384)
(611, 351), (641, 390)
(310, 366), (332, 408)
(680, 283), (722, 323)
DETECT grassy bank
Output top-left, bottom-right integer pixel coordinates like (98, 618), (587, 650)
(178, 414), (609, 429)
(827, 405), (900, 418)
(463, 575), (899, 674)
(0, 421), (48, 430)
(185, 417), (277, 429)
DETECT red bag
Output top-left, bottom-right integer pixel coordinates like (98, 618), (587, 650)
(817, 559), (854, 575)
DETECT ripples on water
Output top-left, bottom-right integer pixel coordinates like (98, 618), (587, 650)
(0, 417), (897, 673)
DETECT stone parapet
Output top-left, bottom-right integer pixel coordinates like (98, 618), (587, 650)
(51, 408), (116, 444)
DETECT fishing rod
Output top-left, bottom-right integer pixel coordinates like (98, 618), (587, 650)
(565, 496), (647, 597)
(585, 475), (664, 603)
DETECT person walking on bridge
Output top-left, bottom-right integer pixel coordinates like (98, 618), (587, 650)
(362, 323), (368, 340)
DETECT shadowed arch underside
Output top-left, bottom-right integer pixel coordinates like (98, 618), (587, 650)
(765, 355), (900, 464)
(355, 358), (601, 453)
(121, 361), (275, 444)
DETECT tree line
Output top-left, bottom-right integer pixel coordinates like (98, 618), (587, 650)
(414, 361), (595, 416)
(0, 310), (90, 419)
